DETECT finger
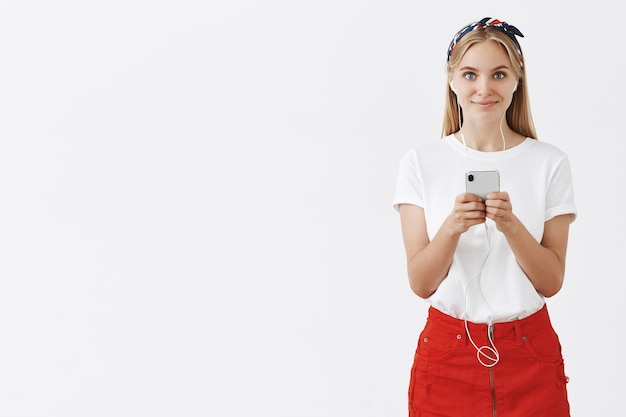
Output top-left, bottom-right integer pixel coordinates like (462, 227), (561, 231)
(485, 196), (511, 210)
(486, 191), (510, 202)
(486, 205), (510, 219)
(458, 193), (484, 203)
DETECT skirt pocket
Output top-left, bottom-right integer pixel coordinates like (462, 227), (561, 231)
(521, 326), (563, 362)
(415, 327), (462, 361)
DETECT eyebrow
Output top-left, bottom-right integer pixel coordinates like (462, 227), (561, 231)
(459, 65), (511, 72)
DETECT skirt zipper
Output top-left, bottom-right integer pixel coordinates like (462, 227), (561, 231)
(488, 323), (496, 417)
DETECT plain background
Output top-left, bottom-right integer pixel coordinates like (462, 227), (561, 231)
(0, 1), (622, 416)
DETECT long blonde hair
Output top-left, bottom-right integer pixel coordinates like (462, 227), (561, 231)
(441, 27), (537, 139)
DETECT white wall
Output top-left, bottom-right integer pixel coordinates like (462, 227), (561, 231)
(0, 1), (621, 415)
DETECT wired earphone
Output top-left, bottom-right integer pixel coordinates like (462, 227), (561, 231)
(451, 80), (516, 367)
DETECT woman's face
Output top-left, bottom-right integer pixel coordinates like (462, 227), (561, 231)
(451, 40), (518, 124)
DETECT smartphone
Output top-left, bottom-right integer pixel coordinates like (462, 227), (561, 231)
(465, 170), (500, 200)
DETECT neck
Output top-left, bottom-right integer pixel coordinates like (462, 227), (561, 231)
(456, 119), (512, 152)
(458, 132), (505, 152)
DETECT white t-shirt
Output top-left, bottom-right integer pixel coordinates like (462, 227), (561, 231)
(393, 134), (577, 323)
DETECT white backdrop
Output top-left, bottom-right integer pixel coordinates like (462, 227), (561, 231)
(0, 1), (622, 416)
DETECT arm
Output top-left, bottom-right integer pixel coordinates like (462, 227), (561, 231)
(485, 192), (572, 297)
(398, 193), (487, 298)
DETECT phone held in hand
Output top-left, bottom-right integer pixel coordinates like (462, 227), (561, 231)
(465, 170), (500, 200)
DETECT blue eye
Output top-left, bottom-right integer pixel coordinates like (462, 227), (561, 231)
(463, 72), (476, 80)
(494, 72), (505, 79)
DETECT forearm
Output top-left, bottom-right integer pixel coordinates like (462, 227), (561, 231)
(407, 222), (461, 298)
(399, 197), (488, 299)
(503, 217), (566, 297)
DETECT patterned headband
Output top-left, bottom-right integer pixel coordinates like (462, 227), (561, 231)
(447, 17), (524, 65)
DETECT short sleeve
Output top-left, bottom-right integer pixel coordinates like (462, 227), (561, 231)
(393, 149), (424, 211)
(545, 154), (577, 223)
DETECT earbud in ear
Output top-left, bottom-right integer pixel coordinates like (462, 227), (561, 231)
(450, 81), (457, 94)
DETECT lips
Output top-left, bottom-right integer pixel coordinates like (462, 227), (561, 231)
(472, 100), (498, 108)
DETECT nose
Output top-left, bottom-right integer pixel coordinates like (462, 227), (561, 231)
(476, 79), (493, 96)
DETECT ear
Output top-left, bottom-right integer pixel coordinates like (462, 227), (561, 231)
(450, 81), (457, 94)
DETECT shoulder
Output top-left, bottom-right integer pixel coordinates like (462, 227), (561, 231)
(527, 139), (569, 156)
(401, 136), (454, 159)
(522, 139), (572, 164)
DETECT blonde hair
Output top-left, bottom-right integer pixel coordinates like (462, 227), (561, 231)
(441, 27), (537, 139)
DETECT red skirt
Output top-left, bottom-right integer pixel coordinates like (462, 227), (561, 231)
(409, 304), (570, 417)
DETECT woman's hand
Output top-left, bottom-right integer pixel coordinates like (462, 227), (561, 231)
(484, 191), (520, 234)
(445, 193), (489, 235)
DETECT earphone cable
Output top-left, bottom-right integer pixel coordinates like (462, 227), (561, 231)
(457, 102), (506, 367)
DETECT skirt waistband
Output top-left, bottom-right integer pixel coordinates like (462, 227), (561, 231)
(426, 304), (553, 344)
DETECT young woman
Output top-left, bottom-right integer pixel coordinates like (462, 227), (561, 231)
(393, 17), (576, 417)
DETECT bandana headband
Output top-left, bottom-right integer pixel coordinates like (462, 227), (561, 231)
(447, 17), (524, 66)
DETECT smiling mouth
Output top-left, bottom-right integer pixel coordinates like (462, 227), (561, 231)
(473, 101), (498, 107)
